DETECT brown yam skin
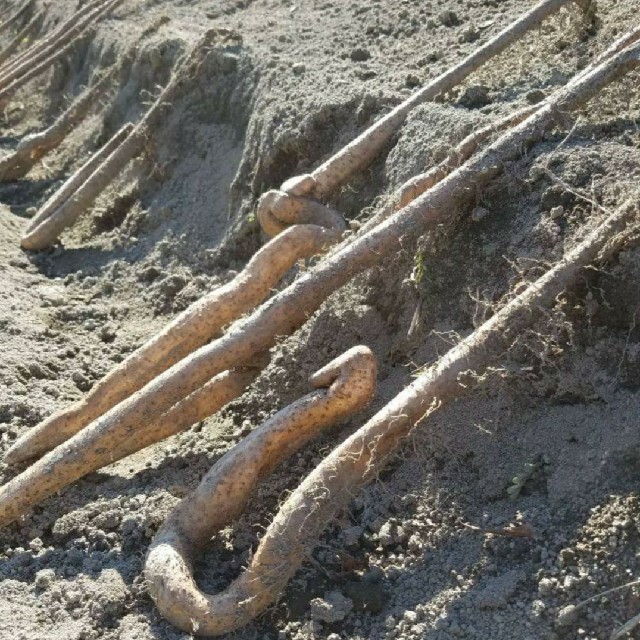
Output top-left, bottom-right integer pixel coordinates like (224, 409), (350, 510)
(145, 346), (377, 636)
(153, 199), (635, 636)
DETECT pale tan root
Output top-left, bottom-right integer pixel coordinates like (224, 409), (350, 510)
(144, 346), (377, 635)
(6, 34), (636, 489)
(0, 0), (104, 77)
(0, 69), (115, 181)
(363, 104), (540, 232)
(150, 199), (636, 636)
(7, 224), (342, 463)
(0, 0), (117, 92)
(19, 28), (239, 251)
(362, 18), (640, 232)
(0, 367), (259, 528)
(0, 10), (44, 68)
(22, 123), (134, 238)
(0, 0), (34, 35)
(256, 0), (585, 230)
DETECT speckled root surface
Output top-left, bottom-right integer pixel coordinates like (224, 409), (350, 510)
(1, 1), (640, 640)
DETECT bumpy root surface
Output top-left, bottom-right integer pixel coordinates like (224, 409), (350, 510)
(8, 31), (638, 477)
(8, 224), (342, 462)
(0, 68), (114, 182)
(0, 366), (259, 528)
(145, 346), (377, 636)
(150, 199), (636, 637)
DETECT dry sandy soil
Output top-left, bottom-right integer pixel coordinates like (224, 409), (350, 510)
(1, 0), (640, 639)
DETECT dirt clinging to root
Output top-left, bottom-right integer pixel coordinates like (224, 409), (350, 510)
(1, 0), (640, 639)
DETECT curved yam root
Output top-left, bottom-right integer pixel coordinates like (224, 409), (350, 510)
(150, 200), (636, 637)
(8, 224), (342, 463)
(0, 367), (259, 528)
(10, 33), (637, 469)
(0, 69), (115, 182)
(19, 28), (239, 251)
(145, 346), (377, 636)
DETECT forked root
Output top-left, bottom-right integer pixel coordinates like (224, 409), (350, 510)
(0, 68), (115, 181)
(147, 201), (637, 636)
(7, 33), (639, 472)
(19, 28), (241, 251)
(145, 346), (377, 636)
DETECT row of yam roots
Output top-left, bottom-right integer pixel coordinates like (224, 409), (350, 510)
(1, 0), (640, 637)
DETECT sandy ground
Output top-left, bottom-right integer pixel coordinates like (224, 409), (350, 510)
(1, 0), (640, 639)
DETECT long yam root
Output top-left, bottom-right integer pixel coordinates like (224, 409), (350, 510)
(0, 68), (115, 181)
(0, 10), (44, 68)
(22, 123), (134, 239)
(256, 0), (587, 228)
(362, 22), (640, 233)
(149, 198), (637, 637)
(19, 28), (238, 251)
(7, 33), (638, 472)
(0, 366), (259, 528)
(145, 346), (377, 636)
(8, 224), (342, 462)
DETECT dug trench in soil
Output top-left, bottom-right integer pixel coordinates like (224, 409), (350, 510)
(0, 1), (640, 640)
